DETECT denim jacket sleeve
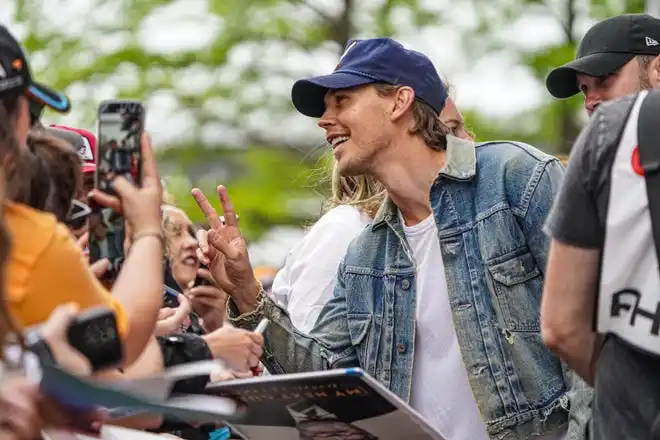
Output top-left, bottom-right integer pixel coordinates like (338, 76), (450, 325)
(517, 158), (593, 440)
(227, 261), (358, 374)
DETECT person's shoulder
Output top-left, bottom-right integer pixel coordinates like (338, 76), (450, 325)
(4, 202), (63, 302)
(303, 205), (371, 248)
(315, 205), (370, 229)
(475, 140), (556, 166)
(5, 201), (80, 266)
(5, 202), (59, 253)
(474, 140), (560, 189)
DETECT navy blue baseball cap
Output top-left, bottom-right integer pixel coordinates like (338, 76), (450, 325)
(0, 25), (70, 115)
(292, 38), (447, 118)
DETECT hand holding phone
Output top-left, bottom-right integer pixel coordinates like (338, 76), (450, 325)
(25, 305), (123, 374)
(89, 100), (145, 281)
(89, 101), (165, 284)
(194, 263), (213, 287)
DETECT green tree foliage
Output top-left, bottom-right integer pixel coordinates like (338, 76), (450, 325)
(12, 0), (653, 239)
(464, 0), (646, 154)
(11, 0), (441, 239)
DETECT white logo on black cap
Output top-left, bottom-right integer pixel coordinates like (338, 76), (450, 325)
(0, 64), (6, 79)
(646, 36), (659, 47)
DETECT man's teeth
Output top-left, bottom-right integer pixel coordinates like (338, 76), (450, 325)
(331, 136), (349, 147)
(184, 257), (197, 265)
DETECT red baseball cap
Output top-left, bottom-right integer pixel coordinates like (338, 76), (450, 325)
(46, 124), (96, 174)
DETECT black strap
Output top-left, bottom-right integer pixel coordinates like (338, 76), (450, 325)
(637, 89), (660, 269)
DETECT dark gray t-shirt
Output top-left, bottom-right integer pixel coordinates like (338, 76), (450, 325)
(545, 93), (660, 439)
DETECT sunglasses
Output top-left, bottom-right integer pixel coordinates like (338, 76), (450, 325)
(65, 199), (92, 230)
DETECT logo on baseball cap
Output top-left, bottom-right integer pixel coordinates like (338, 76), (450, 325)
(547, 14), (660, 99)
(291, 38), (447, 118)
(0, 25), (70, 114)
(46, 125), (97, 174)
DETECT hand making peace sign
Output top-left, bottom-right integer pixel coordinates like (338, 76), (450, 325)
(191, 186), (261, 314)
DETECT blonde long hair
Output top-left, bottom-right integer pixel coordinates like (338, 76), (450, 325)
(321, 161), (386, 219)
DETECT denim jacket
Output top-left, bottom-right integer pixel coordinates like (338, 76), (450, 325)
(229, 140), (592, 440)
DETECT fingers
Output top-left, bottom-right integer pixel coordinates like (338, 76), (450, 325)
(76, 232), (89, 251)
(89, 189), (122, 212)
(89, 258), (110, 278)
(110, 175), (137, 200)
(189, 285), (223, 299)
(157, 308), (176, 320)
(207, 229), (239, 259)
(196, 267), (215, 283)
(123, 221), (133, 255)
(232, 370), (254, 379)
(247, 353), (259, 369)
(176, 294), (192, 315)
(4, 392), (39, 439)
(195, 229), (214, 263)
(248, 332), (264, 367)
(140, 132), (161, 188)
(196, 247), (207, 266)
(190, 295), (220, 308)
(191, 188), (223, 231)
(155, 297), (191, 336)
(43, 303), (80, 341)
(250, 332), (265, 345)
(216, 186), (238, 227)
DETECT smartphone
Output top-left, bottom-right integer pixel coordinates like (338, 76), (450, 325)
(89, 100), (145, 281)
(66, 306), (124, 372)
(25, 306), (123, 373)
(194, 263), (212, 287)
(163, 285), (181, 309)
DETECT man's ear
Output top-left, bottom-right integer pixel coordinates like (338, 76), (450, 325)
(389, 86), (415, 122)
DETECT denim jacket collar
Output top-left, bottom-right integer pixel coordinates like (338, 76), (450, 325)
(372, 138), (477, 229)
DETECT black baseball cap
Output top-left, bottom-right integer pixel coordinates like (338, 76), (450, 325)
(546, 14), (660, 99)
(0, 25), (70, 113)
(292, 38), (448, 117)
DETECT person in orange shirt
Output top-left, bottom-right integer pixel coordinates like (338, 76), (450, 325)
(0, 25), (164, 367)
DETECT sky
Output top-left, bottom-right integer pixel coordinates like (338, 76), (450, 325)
(0, 0), (611, 264)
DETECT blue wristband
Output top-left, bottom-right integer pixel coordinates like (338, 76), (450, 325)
(209, 426), (231, 440)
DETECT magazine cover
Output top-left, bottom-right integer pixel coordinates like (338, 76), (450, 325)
(207, 368), (444, 440)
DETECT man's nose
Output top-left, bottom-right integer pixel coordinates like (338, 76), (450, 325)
(584, 92), (602, 116)
(318, 109), (336, 130)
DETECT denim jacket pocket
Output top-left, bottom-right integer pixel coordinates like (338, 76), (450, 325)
(347, 313), (373, 371)
(487, 251), (542, 332)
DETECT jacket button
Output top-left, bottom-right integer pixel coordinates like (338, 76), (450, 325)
(397, 343), (407, 353)
(401, 279), (411, 290)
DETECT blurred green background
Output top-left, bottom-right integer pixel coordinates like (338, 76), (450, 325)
(5, 0), (648, 259)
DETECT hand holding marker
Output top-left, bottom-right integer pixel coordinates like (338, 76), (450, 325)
(251, 318), (269, 376)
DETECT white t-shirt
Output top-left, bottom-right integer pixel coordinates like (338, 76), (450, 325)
(272, 205), (371, 333)
(403, 213), (489, 440)
(403, 212), (568, 440)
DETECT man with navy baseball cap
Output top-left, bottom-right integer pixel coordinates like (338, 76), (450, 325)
(197, 37), (590, 440)
(291, 38), (447, 118)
